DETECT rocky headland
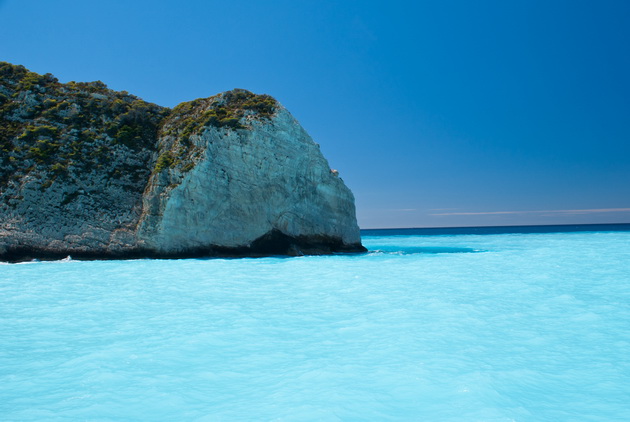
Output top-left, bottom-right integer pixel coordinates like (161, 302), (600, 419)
(0, 62), (365, 261)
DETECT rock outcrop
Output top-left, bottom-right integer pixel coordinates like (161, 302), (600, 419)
(0, 62), (365, 261)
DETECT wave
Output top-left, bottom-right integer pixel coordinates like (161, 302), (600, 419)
(368, 246), (483, 255)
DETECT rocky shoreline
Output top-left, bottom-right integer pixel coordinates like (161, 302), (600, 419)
(1, 231), (365, 263)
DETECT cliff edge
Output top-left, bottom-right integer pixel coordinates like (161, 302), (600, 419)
(0, 62), (365, 261)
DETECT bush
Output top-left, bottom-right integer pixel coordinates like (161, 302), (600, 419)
(26, 139), (61, 162)
(18, 125), (60, 142)
(155, 152), (174, 172)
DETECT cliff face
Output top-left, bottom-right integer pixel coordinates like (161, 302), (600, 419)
(0, 63), (364, 261)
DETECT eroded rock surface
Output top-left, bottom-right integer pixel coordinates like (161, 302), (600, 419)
(0, 63), (365, 261)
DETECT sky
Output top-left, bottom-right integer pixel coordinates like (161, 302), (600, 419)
(1, 0), (629, 228)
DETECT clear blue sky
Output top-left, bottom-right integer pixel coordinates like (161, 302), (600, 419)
(1, 0), (629, 228)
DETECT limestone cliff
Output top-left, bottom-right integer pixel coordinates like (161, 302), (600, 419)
(0, 62), (365, 261)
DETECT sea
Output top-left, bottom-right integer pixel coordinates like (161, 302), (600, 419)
(2, 224), (630, 421)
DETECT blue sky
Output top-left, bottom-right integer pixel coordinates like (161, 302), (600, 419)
(1, 0), (629, 228)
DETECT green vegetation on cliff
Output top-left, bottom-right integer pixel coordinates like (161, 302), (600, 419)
(0, 62), (279, 205)
(0, 62), (169, 196)
(154, 89), (278, 175)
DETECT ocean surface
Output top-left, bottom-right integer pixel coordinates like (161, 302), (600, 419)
(2, 224), (630, 421)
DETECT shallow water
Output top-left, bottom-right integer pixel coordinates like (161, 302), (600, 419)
(2, 229), (630, 420)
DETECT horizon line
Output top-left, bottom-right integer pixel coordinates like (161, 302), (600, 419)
(359, 222), (630, 231)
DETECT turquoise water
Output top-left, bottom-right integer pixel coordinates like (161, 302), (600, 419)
(2, 229), (630, 421)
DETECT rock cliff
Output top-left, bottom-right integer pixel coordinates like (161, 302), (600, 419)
(0, 62), (365, 261)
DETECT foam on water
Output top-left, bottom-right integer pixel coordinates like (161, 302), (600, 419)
(2, 230), (630, 420)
